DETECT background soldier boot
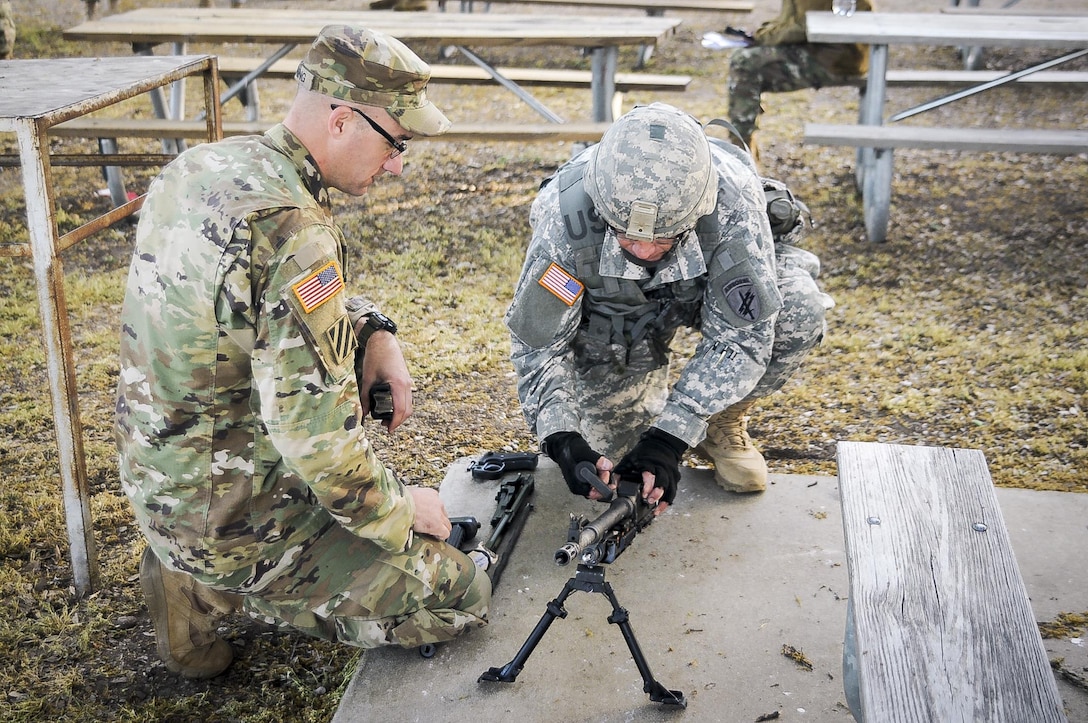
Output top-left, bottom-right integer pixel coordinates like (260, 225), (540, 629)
(140, 547), (241, 679)
(695, 401), (768, 493)
(0, 0), (15, 60)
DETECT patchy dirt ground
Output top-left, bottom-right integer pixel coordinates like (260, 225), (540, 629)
(0, 0), (1085, 720)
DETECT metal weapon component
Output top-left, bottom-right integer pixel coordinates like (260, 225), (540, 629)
(479, 476), (686, 708)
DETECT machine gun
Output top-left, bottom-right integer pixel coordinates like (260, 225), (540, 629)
(479, 462), (686, 708)
(554, 464), (657, 568)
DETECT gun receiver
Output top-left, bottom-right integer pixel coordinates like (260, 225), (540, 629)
(554, 476), (654, 567)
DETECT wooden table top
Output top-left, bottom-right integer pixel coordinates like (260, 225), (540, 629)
(806, 11), (1088, 48)
(64, 7), (684, 48)
(467, 0), (753, 12)
(0, 55), (214, 128)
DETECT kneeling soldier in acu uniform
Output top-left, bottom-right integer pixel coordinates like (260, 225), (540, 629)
(115, 25), (490, 679)
(506, 102), (831, 509)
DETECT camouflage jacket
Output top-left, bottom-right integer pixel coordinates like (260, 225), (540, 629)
(754, 0), (872, 77)
(505, 144), (781, 447)
(115, 124), (414, 581)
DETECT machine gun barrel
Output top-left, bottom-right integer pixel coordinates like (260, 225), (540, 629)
(555, 495), (636, 566)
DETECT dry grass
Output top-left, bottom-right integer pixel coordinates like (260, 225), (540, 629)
(0, 0), (1085, 719)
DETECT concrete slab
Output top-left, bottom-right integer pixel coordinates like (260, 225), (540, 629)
(333, 458), (1088, 723)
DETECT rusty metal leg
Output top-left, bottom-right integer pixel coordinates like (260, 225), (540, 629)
(15, 119), (99, 596)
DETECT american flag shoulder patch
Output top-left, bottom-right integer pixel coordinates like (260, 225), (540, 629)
(293, 260), (345, 313)
(538, 262), (584, 306)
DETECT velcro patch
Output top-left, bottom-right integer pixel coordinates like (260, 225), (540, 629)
(325, 315), (356, 368)
(538, 262), (584, 306)
(723, 276), (762, 323)
(292, 261), (344, 313)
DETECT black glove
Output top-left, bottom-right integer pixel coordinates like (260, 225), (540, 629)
(614, 428), (687, 505)
(543, 431), (602, 497)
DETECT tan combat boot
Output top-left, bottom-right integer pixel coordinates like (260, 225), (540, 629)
(140, 547), (240, 679)
(696, 400), (767, 493)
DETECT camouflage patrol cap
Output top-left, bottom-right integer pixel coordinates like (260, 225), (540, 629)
(583, 102), (717, 241)
(296, 25), (450, 136)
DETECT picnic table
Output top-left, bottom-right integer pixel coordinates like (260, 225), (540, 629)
(804, 11), (1088, 242)
(439, 0), (753, 65)
(0, 54), (222, 596)
(63, 7), (683, 124)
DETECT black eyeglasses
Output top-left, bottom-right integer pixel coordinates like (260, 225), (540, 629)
(331, 104), (408, 158)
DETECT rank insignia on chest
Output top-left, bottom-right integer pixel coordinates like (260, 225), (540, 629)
(293, 260), (345, 313)
(538, 262), (584, 306)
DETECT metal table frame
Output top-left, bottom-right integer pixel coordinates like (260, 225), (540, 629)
(0, 55), (222, 595)
(806, 11), (1088, 243)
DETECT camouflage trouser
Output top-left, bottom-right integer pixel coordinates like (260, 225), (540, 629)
(727, 45), (864, 144)
(578, 365), (671, 459)
(576, 245), (827, 458)
(0, 1), (15, 60)
(205, 519), (491, 649)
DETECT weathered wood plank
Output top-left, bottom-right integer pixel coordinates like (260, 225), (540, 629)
(807, 11), (1088, 49)
(885, 69), (1088, 86)
(63, 8), (682, 48)
(48, 117), (612, 143)
(803, 124), (1088, 154)
(215, 56), (691, 92)
(452, 0), (753, 11)
(837, 441), (1067, 723)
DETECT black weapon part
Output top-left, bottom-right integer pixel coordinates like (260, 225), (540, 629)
(574, 460), (613, 500)
(446, 515), (480, 551)
(484, 473), (535, 589)
(470, 450), (539, 480)
(368, 382), (394, 421)
(479, 563), (686, 708)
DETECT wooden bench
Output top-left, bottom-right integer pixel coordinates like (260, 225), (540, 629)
(216, 55), (690, 122)
(797, 67), (1088, 241)
(803, 124), (1088, 154)
(836, 441), (1068, 722)
(438, 0), (753, 66)
(801, 123), (1087, 242)
(884, 69), (1088, 88)
(31, 116), (609, 205)
(442, 0), (753, 11)
(46, 117), (613, 144)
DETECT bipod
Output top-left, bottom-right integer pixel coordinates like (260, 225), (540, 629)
(478, 562), (687, 708)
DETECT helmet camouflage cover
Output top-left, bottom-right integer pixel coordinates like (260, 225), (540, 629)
(583, 102), (717, 241)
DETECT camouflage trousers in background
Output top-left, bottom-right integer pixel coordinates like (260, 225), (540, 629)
(202, 519), (491, 649)
(1, 1), (15, 60)
(577, 246), (828, 460)
(727, 45), (865, 144)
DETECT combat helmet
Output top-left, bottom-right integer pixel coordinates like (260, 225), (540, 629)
(583, 102), (717, 242)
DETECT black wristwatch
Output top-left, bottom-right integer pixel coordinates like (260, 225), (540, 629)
(358, 311), (398, 346)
